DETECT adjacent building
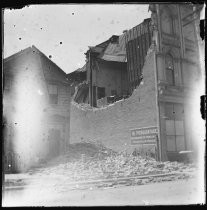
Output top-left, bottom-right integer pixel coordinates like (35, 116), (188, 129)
(71, 34), (129, 107)
(149, 3), (203, 161)
(3, 45), (71, 172)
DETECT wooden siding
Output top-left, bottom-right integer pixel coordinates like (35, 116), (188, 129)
(125, 19), (152, 94)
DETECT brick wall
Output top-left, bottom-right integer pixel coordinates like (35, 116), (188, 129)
(70, 49), (158, 153)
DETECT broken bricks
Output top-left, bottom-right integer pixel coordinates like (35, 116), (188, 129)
(29, 143), (196, 188)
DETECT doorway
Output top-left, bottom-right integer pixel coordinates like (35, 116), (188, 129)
(165, 103), (186, 154)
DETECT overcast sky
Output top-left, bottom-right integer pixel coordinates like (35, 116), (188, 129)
(4, 4), (150, 74)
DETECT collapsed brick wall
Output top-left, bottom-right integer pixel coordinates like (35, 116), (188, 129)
(70, 48), (158, 153)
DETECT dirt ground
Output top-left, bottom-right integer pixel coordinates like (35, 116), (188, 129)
(2, 176), (204, 206)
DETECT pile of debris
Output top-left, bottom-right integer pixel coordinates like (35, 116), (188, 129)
(32, 142), (196, 184)
(45, 142), (116, 167)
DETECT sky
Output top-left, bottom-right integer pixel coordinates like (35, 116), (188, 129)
(3, 4), (151, 74)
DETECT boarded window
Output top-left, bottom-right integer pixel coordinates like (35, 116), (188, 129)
(48, 84), (58, 104)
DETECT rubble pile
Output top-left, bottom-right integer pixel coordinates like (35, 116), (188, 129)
(46, 142), (116, 167)
(33, 143), (196, 184)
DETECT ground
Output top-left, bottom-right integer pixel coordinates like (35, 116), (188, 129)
(2, 177), (204, 206)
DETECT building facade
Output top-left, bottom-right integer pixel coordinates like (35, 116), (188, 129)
(3, 46), (71, 172)
(150, 4), (203, 161)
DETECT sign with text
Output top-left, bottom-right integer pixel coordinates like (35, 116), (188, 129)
(130, 126), (158, 145)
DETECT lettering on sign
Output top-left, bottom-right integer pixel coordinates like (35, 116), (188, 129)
(130, 126), (158, 145)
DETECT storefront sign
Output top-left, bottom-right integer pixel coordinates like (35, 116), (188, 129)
(130, 126), (158, 145)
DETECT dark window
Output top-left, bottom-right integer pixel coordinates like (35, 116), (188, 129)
(48, 84), (58, 104)
(97, 87), (105, 99)
(165, 54), (175, 85)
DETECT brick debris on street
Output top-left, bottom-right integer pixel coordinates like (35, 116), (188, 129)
(5, 142), (196, 191)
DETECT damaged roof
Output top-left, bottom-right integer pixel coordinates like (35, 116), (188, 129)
(100, 33), (127, 62)
(67, 64), (87, 77)
(86, 18), (151, 63)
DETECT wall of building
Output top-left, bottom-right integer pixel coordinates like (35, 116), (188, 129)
(39, 51), (71, 114)
(36, 48), (71, 159)
(3, 48), (49, 171)
(91, 60), (128, 97)
(70, 48), (158, 154)
(3, 47), (71, 172)
(150, 4), (202, 161)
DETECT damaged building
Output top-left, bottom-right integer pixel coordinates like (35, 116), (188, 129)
(3, 45), (71, 172)
(70, 4), (203, 162)
(72, 31), (130, 107)
(3, 3), (203, 174)
(72, 18), (152, 107)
